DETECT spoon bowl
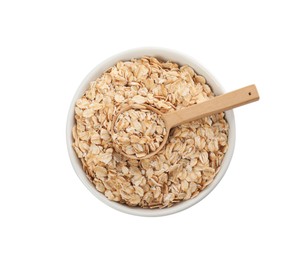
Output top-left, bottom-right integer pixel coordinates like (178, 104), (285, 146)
(111, 104), (170, 160)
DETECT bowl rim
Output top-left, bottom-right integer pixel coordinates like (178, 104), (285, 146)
(66, 47), (236, 217)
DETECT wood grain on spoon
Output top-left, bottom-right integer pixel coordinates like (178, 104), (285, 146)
(163, 85), (259, 129)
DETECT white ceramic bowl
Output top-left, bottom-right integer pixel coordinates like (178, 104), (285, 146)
(66, 47), (235, 217)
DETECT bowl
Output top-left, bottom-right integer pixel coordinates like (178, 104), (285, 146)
(66, 47), (236, 217)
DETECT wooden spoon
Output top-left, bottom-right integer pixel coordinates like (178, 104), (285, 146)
(112, 84), (259, 160)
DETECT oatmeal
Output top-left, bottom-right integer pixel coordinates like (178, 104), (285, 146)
(72, 57), (229, 208)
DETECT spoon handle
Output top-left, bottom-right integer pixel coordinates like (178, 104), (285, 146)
(164, 84), (259, 129)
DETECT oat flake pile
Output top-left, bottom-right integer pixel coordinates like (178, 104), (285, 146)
(72, 57), (229, 208)
(113, 107), (167, 158)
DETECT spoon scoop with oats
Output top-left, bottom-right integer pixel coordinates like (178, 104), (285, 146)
(112, 84), (259, 160)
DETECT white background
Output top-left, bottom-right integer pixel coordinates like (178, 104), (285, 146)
(1, 0), (295, 259)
